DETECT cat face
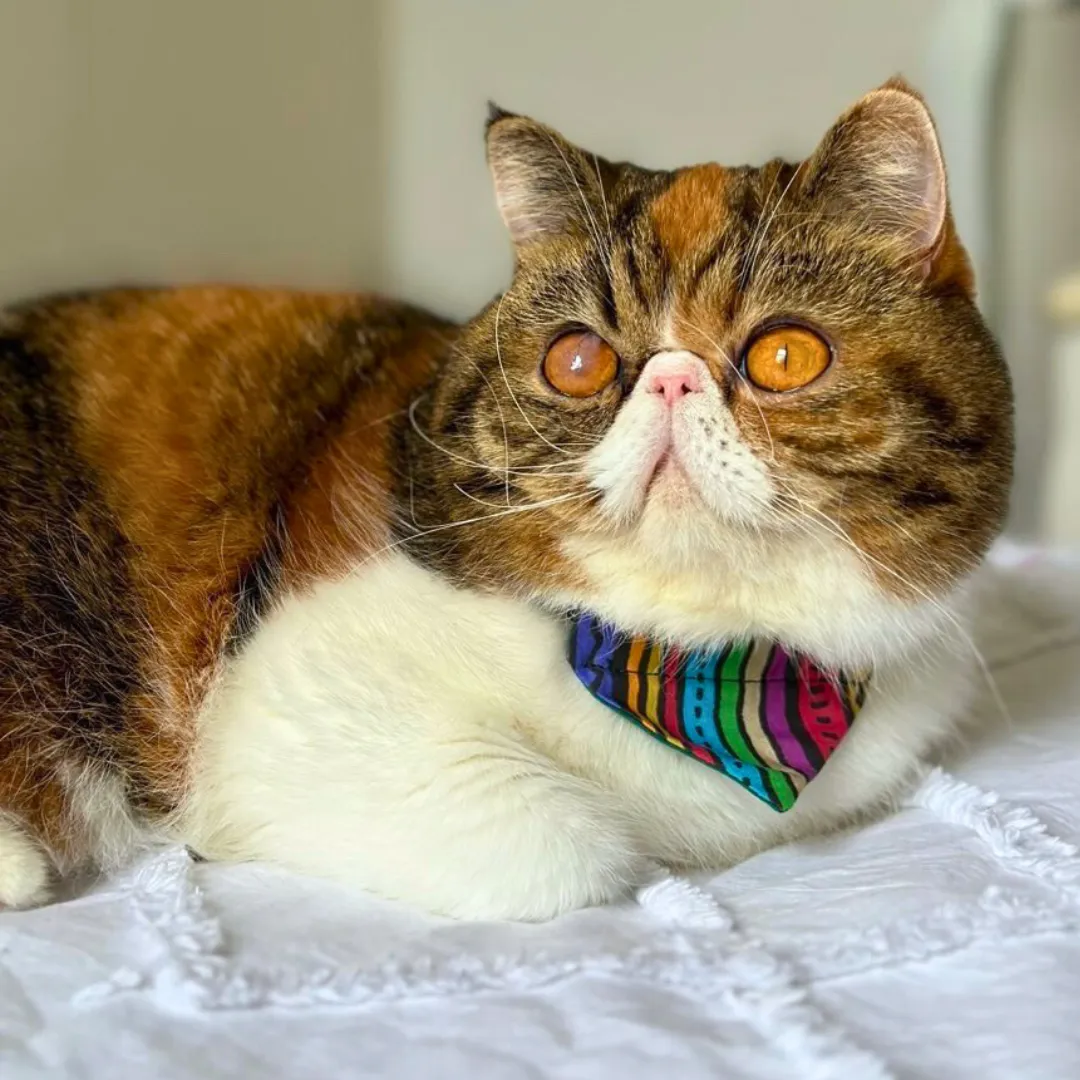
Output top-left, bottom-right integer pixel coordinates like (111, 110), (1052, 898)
(405, 81), (1013, 657)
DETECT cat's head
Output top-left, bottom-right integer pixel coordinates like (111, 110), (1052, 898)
(404, 80), (1013, 668)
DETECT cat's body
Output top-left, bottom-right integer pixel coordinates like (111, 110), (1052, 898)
(0, 82), (1012, 917)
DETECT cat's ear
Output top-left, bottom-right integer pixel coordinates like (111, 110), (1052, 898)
(801, 78), (959, 280)
(486, 105), (606, 246)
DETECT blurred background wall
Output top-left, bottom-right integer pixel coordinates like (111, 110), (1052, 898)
(1, 0), (1077, 537)
(0, 1), (383, 299)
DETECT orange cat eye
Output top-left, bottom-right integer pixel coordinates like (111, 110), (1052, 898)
(542, 331), (620, 398)
(742, 324), (831, 393)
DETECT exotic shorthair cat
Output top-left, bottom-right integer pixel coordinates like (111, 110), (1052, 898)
(0, 80), (1012, 918)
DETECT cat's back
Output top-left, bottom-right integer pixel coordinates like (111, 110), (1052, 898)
(1, 284), (450, 594)
(0, 285), (449, 867)
(1, 285), (448, 502)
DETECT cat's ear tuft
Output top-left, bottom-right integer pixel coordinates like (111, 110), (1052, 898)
(801, 78), (949, 269)
(485, 112), (604, 246)
(486, 101), (516, 132)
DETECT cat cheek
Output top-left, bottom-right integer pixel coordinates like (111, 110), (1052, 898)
(671, 407), (776, 526)
(584, 396), (669, 524)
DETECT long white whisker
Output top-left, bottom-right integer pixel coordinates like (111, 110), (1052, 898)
(408, 395), (493, 472)
(743, 161), (804, 288)
(545, 132), (611, 277)
(407, 395), (589, 477)
(593, 152), (616, 270)
(374, 490), (597, 561)
(740, 163), (781, 287)
(772, 486), (1011, 728)
(494, 294), (576, 457)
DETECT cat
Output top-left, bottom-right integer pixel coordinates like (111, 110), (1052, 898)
(0, 79), (1012, 919)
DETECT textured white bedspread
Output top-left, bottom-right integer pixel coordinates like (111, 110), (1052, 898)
(3, 545), (1080, 1080)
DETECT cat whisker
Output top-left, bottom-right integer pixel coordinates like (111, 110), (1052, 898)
(592, 153), (616, 262)
(454, 483), (515, 510)
(739, 163), (782, 290)
(365, 489), (599, 565)
(543, 131), (613, 280)
(408, 396), (499, 473)
(453, 478), (588, 509)
(442, 337), (514, 506)
(494, 294), (581, 458)
(742, 161), (804, 289)
(407, 395), (588, 479)
(769, 484), (1012, 730)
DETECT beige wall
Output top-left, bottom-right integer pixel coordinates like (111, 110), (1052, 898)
(0, 0), (383, 304)
(0, 2), (79, 303)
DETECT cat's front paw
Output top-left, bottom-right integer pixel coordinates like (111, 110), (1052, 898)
(0, 817), (52, 909)
(191, 743), (646, 921)
(186, 712), (648, 921)
(419, 779), (646, 921)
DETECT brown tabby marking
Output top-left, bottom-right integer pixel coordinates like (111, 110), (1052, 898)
(2, 289), (445, 855)
(650, 164), (728, 262)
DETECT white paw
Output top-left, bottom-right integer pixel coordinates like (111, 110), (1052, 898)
(414, 775), (646, 921)
(189, 736), (646, 922)
(0, 818), (52, 909)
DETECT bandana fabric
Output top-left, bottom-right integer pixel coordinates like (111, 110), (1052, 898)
(568, 613), (870, 811)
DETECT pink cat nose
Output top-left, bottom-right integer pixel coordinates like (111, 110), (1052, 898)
(647, 366), (702, 405)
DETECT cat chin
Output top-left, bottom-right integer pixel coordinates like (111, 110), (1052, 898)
(554, 520), (969, 674)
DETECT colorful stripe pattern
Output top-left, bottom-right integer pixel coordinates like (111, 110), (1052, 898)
(569, 613), (870, 812)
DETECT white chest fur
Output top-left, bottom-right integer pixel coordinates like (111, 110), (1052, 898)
(182, 553), (975, 920)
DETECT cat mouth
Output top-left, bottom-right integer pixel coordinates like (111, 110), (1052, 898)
(645, 451), (696, 500)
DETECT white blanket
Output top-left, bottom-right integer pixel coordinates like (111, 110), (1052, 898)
(3, 545), (1080, 1080)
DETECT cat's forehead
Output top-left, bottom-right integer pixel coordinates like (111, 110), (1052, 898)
(625, 160), (786, 254)
(601, 157), (884, 343)
(647, 163), (733, 260)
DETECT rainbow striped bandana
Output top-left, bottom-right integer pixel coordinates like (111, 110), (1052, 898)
(569, 613), (871, 811)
